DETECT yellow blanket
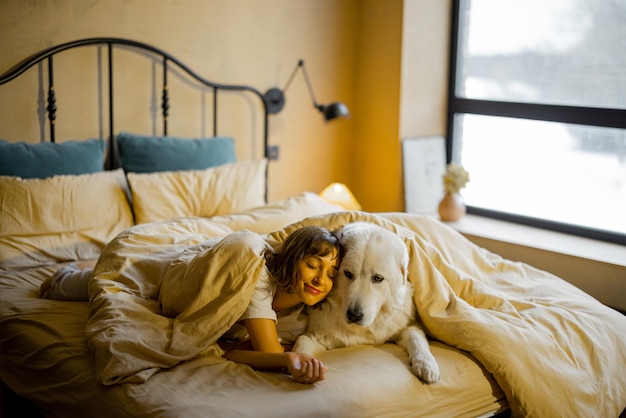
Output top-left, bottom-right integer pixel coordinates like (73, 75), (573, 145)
(86, 211), (626, 417)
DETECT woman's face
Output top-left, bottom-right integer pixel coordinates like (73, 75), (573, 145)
(294, 250), (340, 306)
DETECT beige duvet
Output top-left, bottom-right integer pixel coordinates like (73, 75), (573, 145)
(1, 203), (624, 417)
(84, 210), (626, 418)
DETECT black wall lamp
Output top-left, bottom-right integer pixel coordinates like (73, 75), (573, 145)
(264, 59), (350, 122)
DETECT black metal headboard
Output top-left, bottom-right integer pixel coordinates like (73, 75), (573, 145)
(0, 37), (270, 170)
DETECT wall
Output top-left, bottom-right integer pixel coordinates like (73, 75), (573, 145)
(351, 0), (403, 212)
(0, 0), (360, 203)
(399, 0), (450, 140)
(0, 0), (453, 211)
(349, 0), (450, 212)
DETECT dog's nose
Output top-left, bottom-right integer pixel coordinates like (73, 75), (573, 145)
(346, 307), (364, 324)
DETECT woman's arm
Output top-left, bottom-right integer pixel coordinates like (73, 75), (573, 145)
(224, 318), (327, 383)
(226, 349), (326, 383)
(243, 318), (285, 352)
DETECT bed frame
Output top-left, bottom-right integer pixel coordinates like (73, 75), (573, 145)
(0, 37), (271, 181)
(1, 37), (276, 416)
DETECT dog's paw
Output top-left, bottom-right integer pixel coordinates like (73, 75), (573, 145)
(411, 353), (440, 384)
(293, 334), (321, 355)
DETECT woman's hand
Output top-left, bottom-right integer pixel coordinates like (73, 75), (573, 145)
(227, 319), (327, 384)
(285, 352), (327, 384)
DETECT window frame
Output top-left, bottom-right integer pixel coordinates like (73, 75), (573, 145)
(446, 0), (626, 245)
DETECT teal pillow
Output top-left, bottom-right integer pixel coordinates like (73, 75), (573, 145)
(0, 139), (104, 178)
(117, 132), (236, 173)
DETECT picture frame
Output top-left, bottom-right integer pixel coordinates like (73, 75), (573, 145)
(402, 136), (446, 215)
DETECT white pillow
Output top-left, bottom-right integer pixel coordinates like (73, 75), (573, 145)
(127, 160), (267, 224)
(0, 170), (133, 269)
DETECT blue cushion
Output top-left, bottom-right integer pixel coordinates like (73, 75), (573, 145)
(0, 139), (104, 178)
(116, 132), (236, 173)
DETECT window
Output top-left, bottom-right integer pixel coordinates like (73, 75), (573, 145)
(447, 0), (626, 245)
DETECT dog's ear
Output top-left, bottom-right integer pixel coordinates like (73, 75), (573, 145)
(332, 222), (364, 243)
(332, 225), (347, 243)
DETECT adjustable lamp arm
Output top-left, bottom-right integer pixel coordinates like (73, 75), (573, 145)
(263, 59), (350, 122)
(294, 60), (322, 111)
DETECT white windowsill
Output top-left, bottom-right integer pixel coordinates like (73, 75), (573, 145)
(446, 214), (626, 268)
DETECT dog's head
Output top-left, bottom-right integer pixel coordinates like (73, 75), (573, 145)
(333, 222), (409, 327)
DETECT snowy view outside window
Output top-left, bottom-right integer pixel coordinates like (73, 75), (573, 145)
(453, 0), (626, 237)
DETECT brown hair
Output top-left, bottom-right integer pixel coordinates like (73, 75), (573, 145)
(267, 226), (344, 293)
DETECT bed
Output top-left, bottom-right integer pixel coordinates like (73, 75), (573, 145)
(1, 38), (625, 418)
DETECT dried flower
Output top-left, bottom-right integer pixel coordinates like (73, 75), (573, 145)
(442, 163), (469, 195)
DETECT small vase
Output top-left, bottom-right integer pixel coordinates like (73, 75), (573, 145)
(438, 193), (466, 222)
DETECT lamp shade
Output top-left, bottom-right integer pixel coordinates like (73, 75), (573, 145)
(320, 182), (361, 210)
(319, 102), (351, 122)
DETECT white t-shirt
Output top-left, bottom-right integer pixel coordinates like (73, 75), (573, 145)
(223, 267), (308, 344)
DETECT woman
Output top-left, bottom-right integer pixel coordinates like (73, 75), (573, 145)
(41, 225), (344, 384)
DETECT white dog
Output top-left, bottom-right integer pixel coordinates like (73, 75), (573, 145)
(293, 222), (440, 384)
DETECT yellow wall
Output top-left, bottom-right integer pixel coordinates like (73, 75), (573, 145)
(350, 0), (450, 211)
(351, 0), (403, 211)
(0, 0), (451, 209)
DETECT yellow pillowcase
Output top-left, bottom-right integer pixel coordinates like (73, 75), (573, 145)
(127, 160), (267, 224)
(0, 170), (134, 269)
